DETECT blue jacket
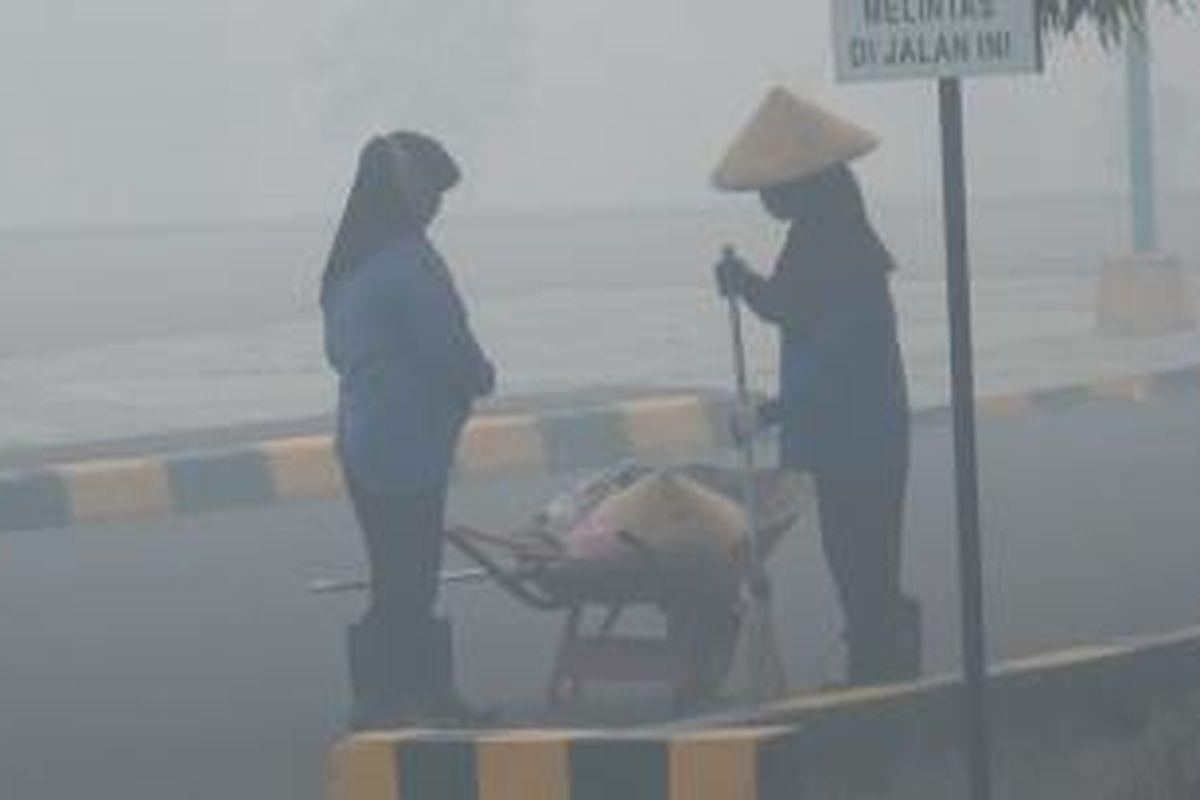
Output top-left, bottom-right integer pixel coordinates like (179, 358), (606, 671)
(745, 225), (909, 483)
(322, 236), (494, 492)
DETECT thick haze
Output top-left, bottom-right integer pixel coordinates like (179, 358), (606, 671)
(0, 0), (1196, 227)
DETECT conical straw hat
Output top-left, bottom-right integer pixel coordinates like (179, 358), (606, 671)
(712, 88), (880, 192)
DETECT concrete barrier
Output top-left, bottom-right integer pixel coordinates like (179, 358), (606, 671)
(1097, 255), (1197, 336)
(328, 725), (803, 800)
(328, 625), (1200, 799)
(734, 629), (1200, 798)
(2, 364), (1199, 534)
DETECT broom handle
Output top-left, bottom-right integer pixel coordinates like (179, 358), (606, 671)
(727, 294), (766, 591)
(727, 277), (788, 701)
(309, 568), (489, 594)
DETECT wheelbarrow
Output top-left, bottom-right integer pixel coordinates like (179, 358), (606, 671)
(439, 464), (815, 714)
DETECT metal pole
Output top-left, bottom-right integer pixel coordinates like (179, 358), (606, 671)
(727, 288), (786, 701)
(721, 249), (761, 573)
(728, 295), (765, 591)
(1126, 26), (1158, 253)
(718, 245), (785, 701)
(938, 77), (992, 800)
(309, 568), (490, 595)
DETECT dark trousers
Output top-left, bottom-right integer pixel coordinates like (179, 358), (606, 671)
(344, 478), (451, 719)
(350, 481), (446, 628)
(816, 465), (920, 684)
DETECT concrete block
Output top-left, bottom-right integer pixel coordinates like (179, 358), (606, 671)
(328, 726), (801, 800)
(262, 435), (343, 501)
(456, 414), (547, 477)
(59, 457), (171, 522)
(166, 449), (275, 514)
(0, 470), (73, 531)
(620, 395), (715, 458)
(1097, 254), (1196, 336)
(540, 408), (630, 473)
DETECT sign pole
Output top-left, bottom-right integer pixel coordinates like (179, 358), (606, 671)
(830, 5), (1037, 795)
(938, 76), (992, 800)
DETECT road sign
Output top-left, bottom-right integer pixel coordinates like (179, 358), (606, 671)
(833, 0), (1041, 82)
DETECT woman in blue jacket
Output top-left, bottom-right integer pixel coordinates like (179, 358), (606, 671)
(321, 132), (495, 727)
(713, 90), (920, 685)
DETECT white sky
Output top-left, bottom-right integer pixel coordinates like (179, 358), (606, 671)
(0, 0), (1196, 226)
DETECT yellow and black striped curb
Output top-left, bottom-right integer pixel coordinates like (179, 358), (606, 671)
(328, 623), (1200, 800)
(946, 363), (1200, 420)
(329, 725), (803, 800)
(1, 364), (1197, 534)
(0, 393), (736, 533)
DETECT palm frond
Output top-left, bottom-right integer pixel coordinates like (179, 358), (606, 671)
(1039, 0), (1186, 44)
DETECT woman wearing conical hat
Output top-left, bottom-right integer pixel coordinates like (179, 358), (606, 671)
(712, 88), (920, 686)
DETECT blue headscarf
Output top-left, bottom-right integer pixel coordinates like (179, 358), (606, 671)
(321, 131), (460, 303)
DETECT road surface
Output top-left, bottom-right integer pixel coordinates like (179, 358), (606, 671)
(1, 394), (1198, 799)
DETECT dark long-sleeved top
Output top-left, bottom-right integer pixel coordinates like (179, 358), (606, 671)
(322, 235), (494, 492)
(743, 224), (909, 482)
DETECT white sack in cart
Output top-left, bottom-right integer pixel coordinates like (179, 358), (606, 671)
(535, 461), (819, 570)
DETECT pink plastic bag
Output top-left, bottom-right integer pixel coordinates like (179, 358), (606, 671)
(566, 512), (626, 559)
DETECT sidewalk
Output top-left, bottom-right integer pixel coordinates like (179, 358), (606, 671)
(1, 272), (1197, 469)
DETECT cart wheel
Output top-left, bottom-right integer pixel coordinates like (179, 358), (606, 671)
(665, 598), (741, 716)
